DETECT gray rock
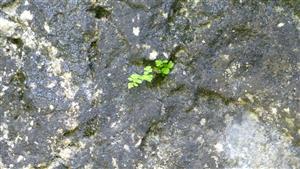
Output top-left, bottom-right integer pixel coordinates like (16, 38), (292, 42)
(0, 0), (299, 168)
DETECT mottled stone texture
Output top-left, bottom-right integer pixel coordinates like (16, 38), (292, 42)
(0, 0), (299, 168)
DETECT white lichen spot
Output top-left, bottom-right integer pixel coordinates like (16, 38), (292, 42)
(283, 107), (290, 113)
(22, 29), (36, 48)
(46, 80), (57, 88)
(29, 83), (37, 89)
(44, 22), (51, 33)
(136, 163), (144, 169)
(112, 158), (119, 169)
(67, 102), (80, 115)
(57, 128), (63, 134)
(224, 62), (241, 78)
(49, 46), (58, 56)
(271, 107), (277, 114)
(149, 50), (158, 60)
(60, 72), (79, 99)
(16, 155), (24, 162)
(124, 145), (130, 152)
(200, 118), (206, 126)
(20, 10), (33, 21)
(245, 93), (255, 103)
(135, 138), (142, 147)
(24, 0), (29, 5)
(65, 119), (79, 132)
(142, 44), (151, 49)
(133, 27), (140, 36)
(48, 58), (63, 76)
(0, 18), (17, 36)
(285, 117), (295, 128)
(214, 142), (224, 152)
(221, 54), (230, 60)
(49, 105), (54, 110)
(59, 148), (73, 161)
(0, 158), (7, 169)
(110, 121), (118, 128)
(1, 85), (9, 92)
(162, 12), (168, 18)
(0, 123), (9, 140)
(196, 136), (205, 144)
(277, 22), (285, 28)
(84, 163), (93, 169)
(249, 112), (259, 121)
(162, 52), (169, 58)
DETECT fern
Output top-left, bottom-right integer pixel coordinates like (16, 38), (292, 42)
(128, 59), (174, 89)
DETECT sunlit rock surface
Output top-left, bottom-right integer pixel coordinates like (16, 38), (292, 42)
(0, 0), (299, 168)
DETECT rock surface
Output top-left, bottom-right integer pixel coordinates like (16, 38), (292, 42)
(0, 0), (299, 168)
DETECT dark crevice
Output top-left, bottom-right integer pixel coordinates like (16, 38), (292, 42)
(0, 0), (17, 8)
(87, 39), (99, 78)
(231, 24), (258, 39)
(196, 87), (237, 105)
(9, 70), (34, 111)
(139, 105), (174, 151)
(7, 37), (23, 48)
(62, 116), (100, 138)
(63, 126), (79, 137)
(139, 120), (162, 150)
(88, 5), (111, 19)
(167, 0), (187, 24)
(7, 37), (24, 59)
(169, 44), (187, 61)
(82, 117), (100, 137)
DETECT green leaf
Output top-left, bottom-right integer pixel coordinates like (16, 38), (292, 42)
(161, 68), (170, 75)
(131, 74), (140, 79)
(167, 61), (174, 69)
(155, 60), (163, 67)
(143, 74), (153, 82)
(144, 66), (153, 74)
(134, 79), (143, 84)
(162, 60), (168, 64)
(128, 83), (135, 89)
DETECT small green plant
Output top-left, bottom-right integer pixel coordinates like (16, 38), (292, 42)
(128, 59), (174, 89)
(154, 59), (174, 76)
(128, 66), (154, 89)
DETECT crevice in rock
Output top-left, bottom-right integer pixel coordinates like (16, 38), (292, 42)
(63, 126), (79, 137)
(0, 0), (18, 8)
(82, 117), (100, 137)
(87, 5), (111, 19)
(167, 0), (187, 24)
(62, 116), (100, 138)
(196, 87), (237, 105)
(87, 39), (99, 78)
(231, 24), (258, 39)
(7, 37), (24, 58)
(7, 37), (23, 48)
(9, 70), (34, 112)
(139, 105), (174, 152)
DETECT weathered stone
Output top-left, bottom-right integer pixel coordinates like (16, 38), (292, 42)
(0, 0), (299, 168)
